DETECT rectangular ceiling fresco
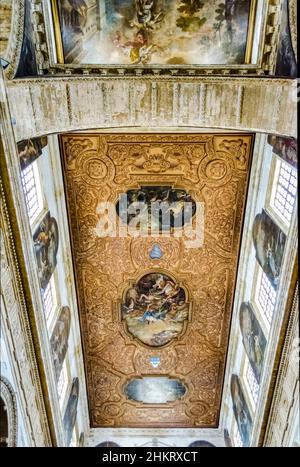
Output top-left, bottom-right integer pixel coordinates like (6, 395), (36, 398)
(60, 133), (253, 427)
(51, 0), (256, 65)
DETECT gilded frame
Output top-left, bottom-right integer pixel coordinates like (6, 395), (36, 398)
(119, 268), (192, 349)
(39, 0), (282, 76)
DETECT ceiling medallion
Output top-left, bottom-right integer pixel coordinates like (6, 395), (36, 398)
(149, 244), (163, 260)
(149, 356), (161, 368)
(121, 272), (190, 347)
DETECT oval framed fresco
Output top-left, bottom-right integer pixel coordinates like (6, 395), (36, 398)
(121, 272), (190, 347)
(124, 377), (187, 404)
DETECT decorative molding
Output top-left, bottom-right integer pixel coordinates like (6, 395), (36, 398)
(31, 0), (50, 73)
(288, 0), (297, 58)
(5, 77), (297, 142)
(0, 377), (18, 447)
(262, 0), (285, 75)
(1, 0), (25, 80)
(33, 0), (282, 77)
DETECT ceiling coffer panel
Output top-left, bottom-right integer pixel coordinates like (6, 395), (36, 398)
(60, 133), (253, 428)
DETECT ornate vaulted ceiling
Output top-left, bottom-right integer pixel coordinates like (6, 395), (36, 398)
(60, 133), (253, 427)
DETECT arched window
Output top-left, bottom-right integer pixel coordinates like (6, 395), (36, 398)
(42, 275), (58, 325)
(95, 442), (120, 447)
(188, 440), (215, 447)
(254, 265), (277, 330)
(0, 377), (17, 447)
(243, 358), (260, 407)
(269, 158), (297, 226)
(20, 160), (44, 226)
(233, 421), (243, 447)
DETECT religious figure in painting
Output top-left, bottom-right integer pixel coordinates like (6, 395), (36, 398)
(122, 273), (189, 346)
(50, 306), (71, 382)
(33, 212), (59, 290)
(239, 302), (267, 382)
(267, 135), (297, 168)
(63, 377), (79, 447)
(53, 0), (254, 66)
(18, 136), (48, 170)
(116, 186), (196, 233)
(231, 374), (252, 447)
(252, 210), (286, 289)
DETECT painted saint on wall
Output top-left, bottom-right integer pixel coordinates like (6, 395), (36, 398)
(17, 136), (48, 170)
(33, 211), (59, 290)
(124, 377), (186, 404)
(267, 135), (297, 169)
(50, 306), (71, 382)
(252, 209), (286, 289)
(116, 186), (196, 233)
(52, 0), (255, 66)
(122, 272), (189, 347)
(239, 302), (267, 382)
(63, 377), (79, 447)
(231, 374), (252, 447)
(275, 0), (297, 77)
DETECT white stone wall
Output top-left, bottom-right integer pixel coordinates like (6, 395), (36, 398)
(263, 285), (299, 447)
(220, 134), (298, 447)
(36, 135), (90, 445)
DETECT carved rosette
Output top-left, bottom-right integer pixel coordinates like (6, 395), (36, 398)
(61, 133), (253, 427)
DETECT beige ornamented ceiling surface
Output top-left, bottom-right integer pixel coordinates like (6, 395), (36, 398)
(60, 133), (253, 428)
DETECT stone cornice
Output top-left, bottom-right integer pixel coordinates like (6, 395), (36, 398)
(5, 77), (297, 141)
(2, 0), (25, 80)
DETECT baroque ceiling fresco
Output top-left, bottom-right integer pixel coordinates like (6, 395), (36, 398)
(60, 133), (253, 427)
(52, 0), (255, 65)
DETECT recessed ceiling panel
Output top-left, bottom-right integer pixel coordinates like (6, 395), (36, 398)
(60, 133), (253, 427)
(51, 0), (256, 66)
(122, 272), (190, 346)
(124, 377), (186, 404)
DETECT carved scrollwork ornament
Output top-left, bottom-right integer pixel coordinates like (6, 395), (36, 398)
(1, 0), (25, 79)
(0, 377), (18, 447)
(61, 133), (253, 427)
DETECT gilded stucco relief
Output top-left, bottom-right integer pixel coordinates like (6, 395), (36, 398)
(60, 133), (253, 427)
